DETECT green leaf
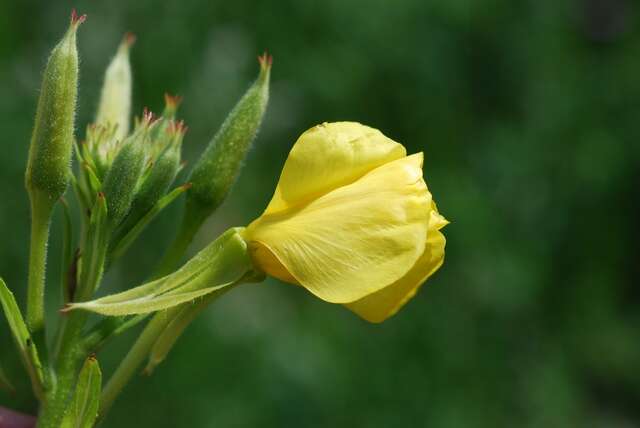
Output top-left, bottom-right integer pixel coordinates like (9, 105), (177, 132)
(0, 278), (45, 397)
(61, 356), (102, 428)
(66, 228), (252, 316)
(72, 193), (110, 304)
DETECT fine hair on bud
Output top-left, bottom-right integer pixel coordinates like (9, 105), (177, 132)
(187, 54), (272, 217)
(101, 118), (151, 227)
(25, 11), (85, 205)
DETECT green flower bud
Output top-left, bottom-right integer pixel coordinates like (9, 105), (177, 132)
(25, 11), (85, 336)
(187, 54), (271, 217)
(153, 55), (271, 277)
(95, 33), (134, 141)
(101, 113), (151, 227)
(115, 121), (185, 238)
(25, 11), (85, 205)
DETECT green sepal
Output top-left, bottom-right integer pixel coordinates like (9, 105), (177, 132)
(101, 128), (147, 228)
(110, 137), (183, 250)
(66, 228), (252, 316)
(60, 355), (102, 428)
(0, 278), (45, 398)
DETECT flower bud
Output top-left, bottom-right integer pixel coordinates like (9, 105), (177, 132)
(25, 11), (85, 205)
(186, 54), (271, 218)
(95, 33), (134, 141)
(116, 121), (184, 237)
(101, 113), (151, 227)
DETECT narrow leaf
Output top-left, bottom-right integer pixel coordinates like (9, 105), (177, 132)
(0, 278), (45, 396)
(61, 355), (102, 428)
(68, 282), (231, 316)
(66, 228), (251, 316)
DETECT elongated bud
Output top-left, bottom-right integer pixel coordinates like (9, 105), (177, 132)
(102, 115), (150, 227)
(95, 33), (134, 141)
(187, 54), (271, 217)
(116, 121), (185, 238)
(25, 11), (85, 205)
(25, 11), (84, 336)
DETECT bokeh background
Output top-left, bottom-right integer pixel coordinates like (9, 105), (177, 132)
(1, 0), (639, 426)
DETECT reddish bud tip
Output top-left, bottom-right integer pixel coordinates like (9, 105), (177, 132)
(70, 9), (87, 27)
(167, 119), (188, 136)
(164, 93), (183, 110)
(142, 108), (155, 124)
(258, 52), (273, 69)
(59, 304), (72, 314)
(124, 32), (137, 47)
(182, 182), (193, 190)
(88, 353), (97, 361)
(97, 192), (105, 199)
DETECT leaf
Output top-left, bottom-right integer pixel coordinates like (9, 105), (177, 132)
(61, 356), (102, 428)
(0, 278), (45, 396)
(66, 228), (252, 316)
(109, 184), (190, 261)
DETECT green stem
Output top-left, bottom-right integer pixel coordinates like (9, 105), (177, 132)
(37, 215), (109, 427)
(99, 310), (175, 418)
(26, 192), (54, 342)
(100, 275), (244, 420)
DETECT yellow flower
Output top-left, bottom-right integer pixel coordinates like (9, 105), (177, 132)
(243, 122), (447, 322)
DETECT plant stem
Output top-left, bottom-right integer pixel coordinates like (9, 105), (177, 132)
(99, 310), (175, 418)
(26, 192), (54, 344)
(37, 214), (109, 427)
(100, 282), (239, 420)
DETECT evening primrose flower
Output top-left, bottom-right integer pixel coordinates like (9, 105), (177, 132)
(243, 121), (447, 322)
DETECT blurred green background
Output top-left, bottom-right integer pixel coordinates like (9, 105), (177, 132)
(1, 0), (639, 426)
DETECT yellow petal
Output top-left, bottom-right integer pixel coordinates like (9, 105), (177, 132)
(264, 122), (406, 214)
(245, 153), (430, 303)
(345, 210), (447, 323)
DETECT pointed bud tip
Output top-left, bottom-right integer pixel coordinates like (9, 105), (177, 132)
(258, 52), (273, 70)
(142, 108), (156, 125)
(124, 32), (137, 47)
(168, 119), (188, 136)
(70, 9), (87, 28)
(59, 304), (72, 314)
(164, 93), (183, 110)
(182, 182), (193, 190)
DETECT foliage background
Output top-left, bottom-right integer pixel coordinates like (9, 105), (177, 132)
(1, 0), (639, 426)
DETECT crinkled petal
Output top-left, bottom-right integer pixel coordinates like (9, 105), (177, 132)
(245, 153), (430, 303)
(264, 122), (406, 214)
(345, 210), (447, 322)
